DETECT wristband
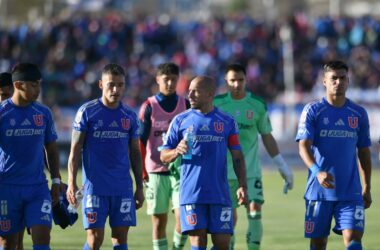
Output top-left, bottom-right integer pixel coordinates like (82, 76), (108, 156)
(51, 178), (61, 185)
(309, 163), (321, 176)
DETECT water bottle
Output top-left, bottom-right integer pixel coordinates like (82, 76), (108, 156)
(67, 187), (84, 214)
(182, 128), (194, 160)
(157, 132), (166, 152)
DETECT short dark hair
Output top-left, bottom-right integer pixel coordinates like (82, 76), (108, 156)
(0, 72), (12, 87)
(323, 60), (348, 74)
(11, 63), (42, 82)
(225, 63), (246, 75)
(156, 63), (179, 76)
(102, 63), (125, 76)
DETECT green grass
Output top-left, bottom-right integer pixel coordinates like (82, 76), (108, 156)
(21, 169), (379, 249)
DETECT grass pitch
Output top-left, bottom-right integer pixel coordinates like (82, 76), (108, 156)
(21, 169), (379, 250)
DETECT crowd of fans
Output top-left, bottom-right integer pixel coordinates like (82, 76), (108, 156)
(1, 12), (380, 109)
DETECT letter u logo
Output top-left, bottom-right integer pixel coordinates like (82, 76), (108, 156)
(121, 118), (130, 130)
(305, 221), (314, 233)
(87, 212), (97, 224)
(0, 220), (11, 232)
(186, 214), (197, 225)
(214, 122), (224, 133)
(348, 117), (358, 129)
(246, 110), (254, 120)
(33, 114), (43, 126)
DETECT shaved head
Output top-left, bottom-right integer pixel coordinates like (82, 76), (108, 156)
(191, 76), (216, 95)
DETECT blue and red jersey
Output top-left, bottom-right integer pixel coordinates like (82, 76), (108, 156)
(0, 99), (57, 185)
(73, 98), (139, 196)
(162, 107), (241, 206)
(296, 98), (371, 201)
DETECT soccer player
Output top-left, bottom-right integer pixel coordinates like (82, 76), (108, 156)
(139, 63), (189, 250)
(66, 63), (144, 250)
(160, 76), (248, 250)
(213, 63), (294, 250)
(0, 72), (13, 102)
(0, 63), (62, 250)
(0, 72), (23, 250)
(296, 60), (372, 250)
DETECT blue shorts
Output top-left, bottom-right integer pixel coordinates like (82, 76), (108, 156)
(180, 204), (233, 235)
(82, 192), (136, 230)
(0, 183), (52, 236)
(304, 200), (365, 238)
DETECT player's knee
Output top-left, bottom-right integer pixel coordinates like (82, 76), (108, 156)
(31, 233), (50, 245)
(310, 238), (327, 250)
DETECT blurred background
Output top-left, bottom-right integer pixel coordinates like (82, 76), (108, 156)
(1, 0), (380, 167)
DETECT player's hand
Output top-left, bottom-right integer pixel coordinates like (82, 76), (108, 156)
(362, 188), (372, 209)
(66, 183), (79, 206)
(175, 139), (189, 156)
(51, 183), (60, 206)
(236, 186), (248, 206)
(134, 187), (145, 210)
(316, 171), (334, 189)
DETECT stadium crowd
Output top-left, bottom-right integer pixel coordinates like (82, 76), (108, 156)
(1, 12), (380, 109)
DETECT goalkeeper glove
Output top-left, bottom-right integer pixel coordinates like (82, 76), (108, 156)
(272, 154), (294, 193)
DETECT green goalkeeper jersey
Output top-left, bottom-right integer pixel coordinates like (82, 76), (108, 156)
(214, 92), (272, 180)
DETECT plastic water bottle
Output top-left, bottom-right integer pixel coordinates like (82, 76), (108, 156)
(67, 187), (84, 213)
(182, 128), (194, 160)
(157, 132), (166, 152)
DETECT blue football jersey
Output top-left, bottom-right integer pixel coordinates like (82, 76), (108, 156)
(0, 99), (57, 185)
(161, 107), (241, 206)
(296, 98), (371, 201)
(73, 99), (139, 196)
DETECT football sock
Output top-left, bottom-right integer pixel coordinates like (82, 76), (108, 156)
(229, 234), (235, 250)
(153, 238), (168, 250)
(113, 244), (128, 250)
(33, 245), (50, 250)
(247, 211), (262, 250)
(172, 230), (187, 249)
(84, 242), (98, 250)
(190, 247), (206, 250)
(347, 241), (362, 250)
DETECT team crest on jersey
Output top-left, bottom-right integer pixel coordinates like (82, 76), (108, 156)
(305, 221), (314, 233)
(121, 118), (130, 130)
(87, 212), (97, 224)
(214, 122), (224, 133)
(246, 110), (254, 120)
(0, 220), (11, 232)
(186, 214), (197, 225)
(10, 119), (16, 126)
(33, 114), (43, 126)
(348, 116), (358, 129)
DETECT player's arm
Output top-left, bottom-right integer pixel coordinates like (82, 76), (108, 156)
(262, 133), (293, 191)
(129, 138), (145, 209)
(160, 138), (188, 164)
(45, 140), (62, 206)
(230, 149), (248, 205)
(138, 101), (152, 181)
(357, 147), (372, 209)
(67, 130), (85, 206)
(298, 139), (334, 189)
